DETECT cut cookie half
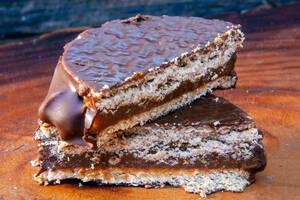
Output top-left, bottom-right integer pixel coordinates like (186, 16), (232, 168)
(38, 15), (244, 144)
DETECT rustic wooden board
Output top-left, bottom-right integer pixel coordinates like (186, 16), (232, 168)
(1, 4), (300, 200)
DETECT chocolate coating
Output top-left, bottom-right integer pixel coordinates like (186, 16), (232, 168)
(63, 15), (232, 90)
(151, 95), (252, 128)
(38, 61), (95, 140)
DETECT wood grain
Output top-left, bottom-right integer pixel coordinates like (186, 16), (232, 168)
(1, 4), (300, 200)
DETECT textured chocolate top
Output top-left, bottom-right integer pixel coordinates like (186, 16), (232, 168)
(147, 95), (253, 128)
(63, 15), (232, 90)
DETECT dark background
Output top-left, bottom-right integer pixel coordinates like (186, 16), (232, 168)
(0, 0), (299, 41)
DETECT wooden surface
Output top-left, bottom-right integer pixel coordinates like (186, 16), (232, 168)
(1, 4), (300, 200)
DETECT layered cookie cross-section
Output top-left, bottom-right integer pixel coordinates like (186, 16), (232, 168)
(38, 15), (244, 144)
(33, 95), (266, 197)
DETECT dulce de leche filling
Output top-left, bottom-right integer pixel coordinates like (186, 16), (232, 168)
(38, 144), (265, 173)
(90, 55), (236, 136)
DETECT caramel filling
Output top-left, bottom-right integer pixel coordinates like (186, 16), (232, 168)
(89, 55), (236, 137)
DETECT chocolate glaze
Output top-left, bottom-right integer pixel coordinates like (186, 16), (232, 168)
(38, 15), (239, 142)
(151, 93), (252, 128)
(37, 95), (265, 173)
(38, 60), (95, 141)
(64, 15), (232, 90)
